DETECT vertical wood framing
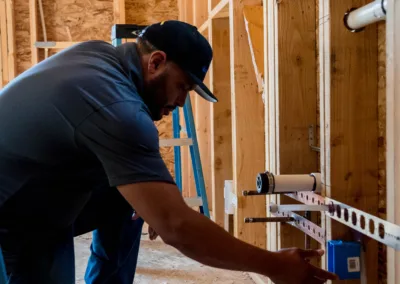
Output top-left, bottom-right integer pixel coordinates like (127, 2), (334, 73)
(30, 0), (39, 65)
(265, 0), (279, 254)
(0, 33), (2, 88)
(211, 17), (232, 227)
(193, 0), (208, 27)
(196, 47), (212, 211)
(5, 0), (15, 81)
(318, 0), (329, 272)
(113, 0), (125, 24)
(0, 0), (7, 87)
(322, 1), (379, 283)
(230, 0), (266, 248)
(386, 0), (400, 282)
(178, 0), (194, 199)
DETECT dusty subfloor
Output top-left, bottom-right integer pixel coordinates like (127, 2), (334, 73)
(74, 229), (256, 284)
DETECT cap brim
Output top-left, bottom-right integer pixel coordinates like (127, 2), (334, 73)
(188, 72), (218, 103)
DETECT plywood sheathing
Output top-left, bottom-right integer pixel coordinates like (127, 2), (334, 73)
(126, 0), (178, 25)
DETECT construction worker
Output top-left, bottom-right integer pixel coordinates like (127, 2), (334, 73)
(0, 20), (337, 284)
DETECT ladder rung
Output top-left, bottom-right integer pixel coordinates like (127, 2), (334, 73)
(160, 138), (193, 147)
(184, 197), (203, 207)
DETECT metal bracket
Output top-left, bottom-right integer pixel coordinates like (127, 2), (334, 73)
(284, 191), (400, 250)
(272, 211), (326, 245)
(308, 125), (320, 152)
(326, 197), (400, 250)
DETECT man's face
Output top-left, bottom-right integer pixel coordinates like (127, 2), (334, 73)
(143, 51), (194, 121)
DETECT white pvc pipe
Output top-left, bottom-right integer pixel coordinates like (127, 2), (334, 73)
(273, 173), (321, 194)
(345, 0), (387, 31)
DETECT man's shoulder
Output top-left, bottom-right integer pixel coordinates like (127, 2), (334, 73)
(68, 40), (115, 52)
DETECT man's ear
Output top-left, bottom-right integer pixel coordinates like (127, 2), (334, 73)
(147, 51), (167, 75)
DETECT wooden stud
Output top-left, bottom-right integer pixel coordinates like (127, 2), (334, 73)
(230, 0), (266, 248)
(113, 0), (125, 24)
(318, 0), (329, 272)
(265, 0), (279, 256)
(1, 0), (8, 85)
(211, 17), (232, 228)
(0, 28), (2, 88)
(5, 0), (16, 80)
(321, 1), (379, 283)
(196, 57), (212, 212)
(386, 0), (400, 282)
(185, 0), (194, 25)
(35, 41), (111, 49)
(30, 0), (39, 65)
(193, 0), (208, 27)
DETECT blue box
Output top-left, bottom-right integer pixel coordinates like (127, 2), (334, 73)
(327, 240), (361, 280)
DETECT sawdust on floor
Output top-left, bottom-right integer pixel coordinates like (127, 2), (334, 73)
(74, 228), (256, 284)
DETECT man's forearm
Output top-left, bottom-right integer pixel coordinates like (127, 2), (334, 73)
(166, 208), (278, 278)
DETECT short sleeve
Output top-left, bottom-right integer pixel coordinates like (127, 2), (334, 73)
(74, 101), (176, 187)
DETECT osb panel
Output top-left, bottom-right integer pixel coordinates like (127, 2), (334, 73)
(377, 20), (387, 284)
(39, 0), (114, 42)
(155, 115), (175, 177)
(126, 0), (178, 24)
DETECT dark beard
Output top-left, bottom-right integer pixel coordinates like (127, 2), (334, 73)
(141, 72), (169, 121)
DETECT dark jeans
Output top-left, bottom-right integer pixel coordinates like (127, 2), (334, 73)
(0, 185), (144, 284)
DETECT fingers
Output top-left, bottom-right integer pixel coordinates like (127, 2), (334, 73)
(306, 277), (326, 284)
(299, 249), (325, 259)
(148, 227), (158, 240)
(311, 266), (338, 281)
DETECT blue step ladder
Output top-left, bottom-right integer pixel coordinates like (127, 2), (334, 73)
(111, 24), (210, 218)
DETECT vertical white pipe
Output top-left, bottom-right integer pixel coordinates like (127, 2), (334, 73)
(345, 0), (387, 31)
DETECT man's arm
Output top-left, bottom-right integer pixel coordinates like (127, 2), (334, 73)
(118, 181), (338, 283)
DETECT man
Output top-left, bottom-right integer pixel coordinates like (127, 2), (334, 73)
(0, 20), (337, 284)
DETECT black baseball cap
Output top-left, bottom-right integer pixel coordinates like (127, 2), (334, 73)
(138, 20), (218, 103)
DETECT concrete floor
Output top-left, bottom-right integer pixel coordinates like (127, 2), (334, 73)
(74, 229), (256, 284)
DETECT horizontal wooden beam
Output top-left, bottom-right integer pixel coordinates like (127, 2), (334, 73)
(34, 41), (114, 49)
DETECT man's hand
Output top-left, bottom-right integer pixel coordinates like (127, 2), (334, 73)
(118, 181), (337, 282)
(148, 226), (158, 240)
(268, 248), (338, 284)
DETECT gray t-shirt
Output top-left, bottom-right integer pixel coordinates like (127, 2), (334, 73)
(0, 40), (175, 215)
